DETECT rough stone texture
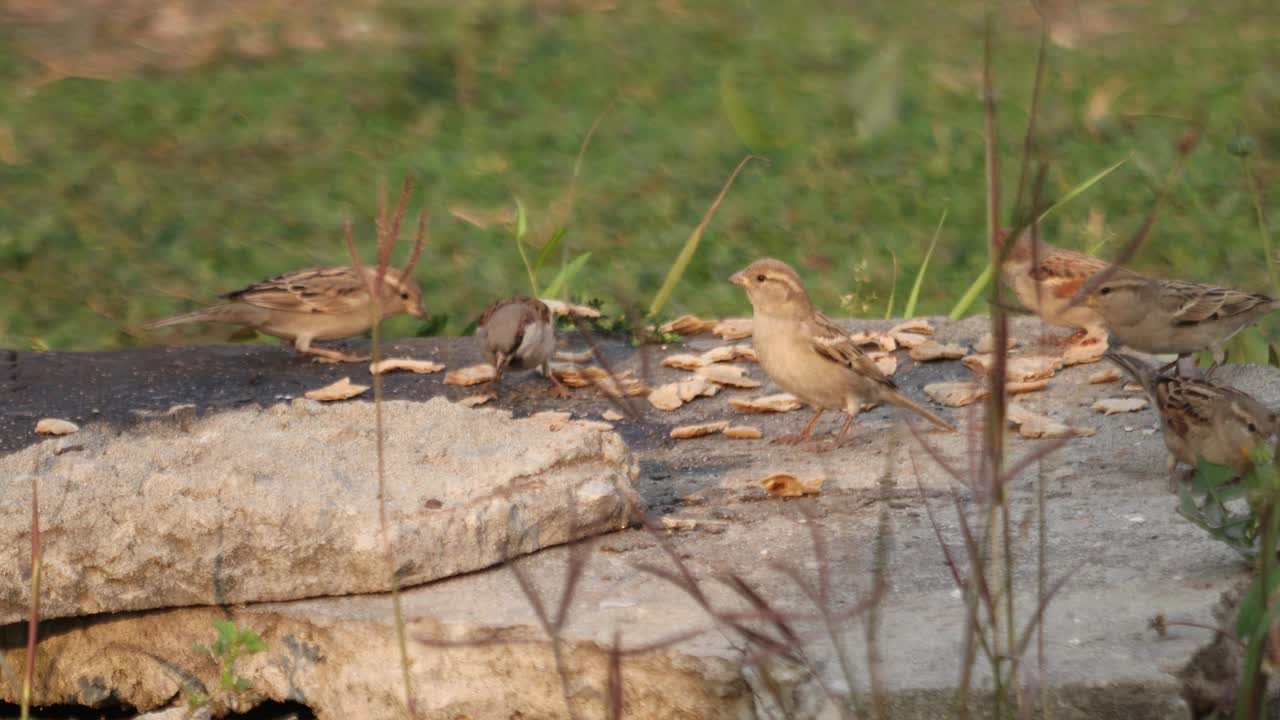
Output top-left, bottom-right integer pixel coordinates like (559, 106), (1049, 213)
(1, 317), (1273, 718)
(0, 397), (642, 624)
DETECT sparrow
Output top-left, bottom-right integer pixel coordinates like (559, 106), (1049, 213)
(476, 296), (568, 397)
(1106, 351), (1278, 480)
(1089, 273), (1280, 375)
(144, 265), (427, 362)
(998, 229), (1115, 341)
(729, 258), (955, 448)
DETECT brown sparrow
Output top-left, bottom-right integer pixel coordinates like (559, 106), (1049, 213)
(1107, 351), (1278, 478)
(730, 258), (955, 447)
(145, 265), (427, 362)
(1090, 273), (1280, 373)
(477, 296), (568, 397)
(999, 229), (1115, 341)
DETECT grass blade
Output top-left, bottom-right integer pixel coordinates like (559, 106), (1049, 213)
(535, 227), (567, 276)
(948, 264), (993, 320)
(514, 198), (538, 295)
(544, 252), (592, 299)
(647, 155), (757, 318)
(883, 251), (898, 320)
(905, 207), (947, 319)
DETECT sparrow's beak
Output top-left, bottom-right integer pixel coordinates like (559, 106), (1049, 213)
(728, 270), (748, 288)
(1084, 294), (1098, 307)
(409, 302), (428, 319)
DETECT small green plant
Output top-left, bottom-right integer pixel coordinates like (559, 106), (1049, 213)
(1178, 458), (1260, 558)
(511, 201), (592, 300)
(187, 619), (267, 715)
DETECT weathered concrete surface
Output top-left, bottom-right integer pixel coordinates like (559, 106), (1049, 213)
(0, 317), (1270, 718)
(0, 397), (642, 624)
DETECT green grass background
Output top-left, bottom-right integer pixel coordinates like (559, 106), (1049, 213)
(0, 0), (1277, 350)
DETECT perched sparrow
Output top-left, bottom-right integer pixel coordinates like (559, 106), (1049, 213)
(1090, 274), (1280, 373)
(729, 258), (955, 447)
(1107, 351), (1278, 479)
(145, 265), (427, 362)
(476, 296), (568, 397)
(999, 229), (1114, 340)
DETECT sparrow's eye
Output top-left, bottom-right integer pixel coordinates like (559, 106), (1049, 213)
(756, 274), (767, 282)
(400, 292), (409, 300)
(1099, 287), (1112, 296)
(1248, 422), (1259, 433)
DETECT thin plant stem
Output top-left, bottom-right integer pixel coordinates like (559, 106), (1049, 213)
(1244, 157), (1279, 298)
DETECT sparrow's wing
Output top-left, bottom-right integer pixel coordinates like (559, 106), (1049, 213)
(806, 312), (897, 389)
(221, 266), (371, 315)
(1159, 282), (1277, 326)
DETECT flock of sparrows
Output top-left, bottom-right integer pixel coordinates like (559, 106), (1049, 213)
(143, 224), (1280, 476)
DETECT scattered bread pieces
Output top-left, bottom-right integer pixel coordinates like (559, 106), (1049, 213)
(699, 344), (757, 364)
(661, 516), (701, 531)
(573, 419), (616, 432)
(670, 421), (731, 439)
(369, 358), (445, 375)
(1007, 379), (1051, 394)
(723, 425), (764, 440)
(35, 418), (79, 436)
(963, 353), (1063, 381)
(661, 353), (707, 370)
(890, 318), (933, 335)
(648, 383), (684, 411)
(760, 472), (825, 498)
(712, 317), (753, 340)
(459, 393), (494, 407)
(924, 382), (989, 407)
(602, 409), (625, 421)
(729, 393), (803, 413)
(975, 333), (1018, 354)
(732, 343), (757, 362)
(1088, 368), (1121, 384)
(1060, 338), (1108, 366)
(660, 314), (717, 336)
(540, 298), (601, 319)
(696, 364), (762, 388)
(554, 349), (594, 363)
(849, 331), (897, 352)
(869, 351), (898, 377)
(679, 376), (717, 401)
(1007, 403), (1095, 439)
(909, 340), (967, 362)
(445, 364), (498, 386)
(1123, 383), (1145, 393)
(305, 377), (369, 402)
(594, 375), (648, 398)
(1092, 397), (1150, 415)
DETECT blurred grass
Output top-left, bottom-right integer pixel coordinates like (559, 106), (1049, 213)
(0, 0), (1278, 349)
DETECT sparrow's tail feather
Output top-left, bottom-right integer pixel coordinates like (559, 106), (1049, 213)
(142, 305), (230, 330)
(1103, 351), (1155, 395)
(889, 392), (956, 433)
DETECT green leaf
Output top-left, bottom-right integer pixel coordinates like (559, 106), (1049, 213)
(544, 252), (591, 299)
(948, 264), (992, 319)
(1034, 155), (1131, 225)
(534, 226), (567, 275)
(1237, 570), (1280, 644)
(512, 198), (538, 295)
(905, 207), (947, 319)
(1193, 456), (1237, 494)
(883, 251), (898, 320)
(648, 156), (756, 318)
(719, 63), (768, 153)
(515, 198), (528, 242)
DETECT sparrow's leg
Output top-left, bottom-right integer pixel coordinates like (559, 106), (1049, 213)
(295, 336), (369, 363)
(810, 410), (859, 453)
(774, 408), (824, 445)
(543, 361), (571, 398)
